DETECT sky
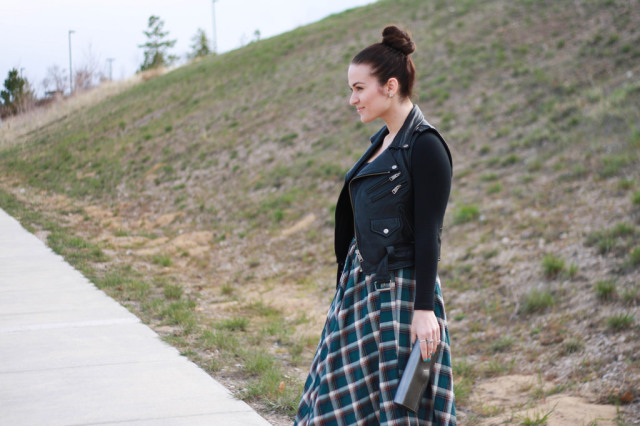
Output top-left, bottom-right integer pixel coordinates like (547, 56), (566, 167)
(0, 0), (376, 95)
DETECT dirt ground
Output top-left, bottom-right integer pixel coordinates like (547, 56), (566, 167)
(469, 375), (618, 425)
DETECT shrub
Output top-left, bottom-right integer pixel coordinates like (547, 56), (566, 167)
(632, 191), (640, 205)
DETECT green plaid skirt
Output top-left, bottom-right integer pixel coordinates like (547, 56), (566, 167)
(294, 240), (456, 425)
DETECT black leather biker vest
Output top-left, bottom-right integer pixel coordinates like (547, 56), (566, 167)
(334, 105), (452, 286)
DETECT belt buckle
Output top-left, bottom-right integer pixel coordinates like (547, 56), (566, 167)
(374, 280), (393, 292)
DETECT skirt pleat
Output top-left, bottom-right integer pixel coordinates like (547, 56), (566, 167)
(294, 240), (456, 425)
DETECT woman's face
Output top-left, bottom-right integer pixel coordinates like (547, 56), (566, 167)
(348, 63), (391, 123)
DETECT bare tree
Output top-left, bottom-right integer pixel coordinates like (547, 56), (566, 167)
(73, 43), (106, 92)
(42, 65), (68, 97)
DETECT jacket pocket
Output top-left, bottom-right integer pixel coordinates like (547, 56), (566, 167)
(371, 217), (401, 237)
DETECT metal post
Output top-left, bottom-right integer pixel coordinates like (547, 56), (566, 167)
(68, 30), (75, 94)
(211, 0), (218, 53)
(107, 58), (115, 81)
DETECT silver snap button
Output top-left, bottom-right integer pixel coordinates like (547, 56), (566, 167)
(391, 165), (398, 170)
(383, 228), (389, 234)
(403, 144), (409, 148)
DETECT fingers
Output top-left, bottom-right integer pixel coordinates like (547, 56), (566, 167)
(418, 334), (442, 362)
(411, 310), (443, 362)
(427, 338), (436, 360)
(418, 338), (429, 362)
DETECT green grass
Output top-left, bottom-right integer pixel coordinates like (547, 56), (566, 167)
(629, 247), (640, 267)
(606, 313), (635, 330)
(621, 287), (639, 305)
(452, 204), (480, 224)
(585, 223), (637, 255)
(163, 284), (184, 300)
(152, 254), (173, 267)
(542, 254), (565, 278)
(2, 0), (640, 421)
(561, 337), (584, 355)
(595, 280), (617, 301)
(215, 317), (249, 331)
(489, 336), (515, 353)
(517, 404), (556, 425)
(160, 300), (198, 331)
(487, 183), (503, 194)
(521, 288), (556, 315)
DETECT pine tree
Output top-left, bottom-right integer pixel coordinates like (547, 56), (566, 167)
(138, 15), (178, 72)
(188, 28), (211, 60)
(1, 68), (35, 116)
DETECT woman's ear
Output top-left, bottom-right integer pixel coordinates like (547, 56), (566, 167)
(386, 78), (399, 98)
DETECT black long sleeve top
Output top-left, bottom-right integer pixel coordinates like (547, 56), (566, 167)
(411, 131), (452, 310)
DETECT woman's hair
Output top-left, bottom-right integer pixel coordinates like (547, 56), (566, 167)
(352, 25), (416, 99)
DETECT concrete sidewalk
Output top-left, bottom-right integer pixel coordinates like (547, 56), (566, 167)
(0, 208), (271, 425)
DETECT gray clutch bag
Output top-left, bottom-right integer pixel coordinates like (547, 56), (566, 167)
(394, 340), (442, 413)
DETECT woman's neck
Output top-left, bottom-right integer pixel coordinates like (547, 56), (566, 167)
(383, 100), (414, 137)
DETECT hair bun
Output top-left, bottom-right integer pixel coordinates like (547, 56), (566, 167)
(381, 25), (415, 56)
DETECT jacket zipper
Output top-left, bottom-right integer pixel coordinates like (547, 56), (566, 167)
(370, 180), (406, 202)
(366, 171), (402, 194)
(348, 170), (389, 262)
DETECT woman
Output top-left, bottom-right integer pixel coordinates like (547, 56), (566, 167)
(295, 26), (456, 425)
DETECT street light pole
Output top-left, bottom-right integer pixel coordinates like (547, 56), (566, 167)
(211, 0), (218, 53)
(68, 30), (75, 94)
(107, 58), (115, 81)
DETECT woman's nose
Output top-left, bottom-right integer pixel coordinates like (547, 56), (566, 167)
(349, 92), (358, 105)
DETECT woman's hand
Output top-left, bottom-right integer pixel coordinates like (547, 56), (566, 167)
(411, 310), (440, 362)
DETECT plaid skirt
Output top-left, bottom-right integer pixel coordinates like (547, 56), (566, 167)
(294, 240), (456, 425)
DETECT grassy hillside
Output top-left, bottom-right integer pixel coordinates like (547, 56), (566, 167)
(1, 0), (639, 423)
